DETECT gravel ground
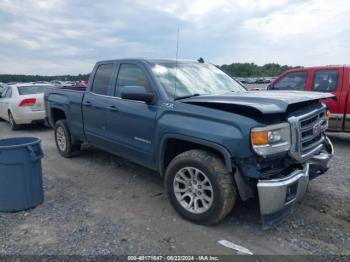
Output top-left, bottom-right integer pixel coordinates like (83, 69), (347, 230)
(0, 121), (349, 257)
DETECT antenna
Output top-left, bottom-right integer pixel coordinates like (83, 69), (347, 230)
(173, 26), (180, 100)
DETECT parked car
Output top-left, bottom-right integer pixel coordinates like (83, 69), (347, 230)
(50, 80), (76, 88)
(255, 77), (266, 84)
(46, 59), (334, 228)
(72, 80), (88, 88)
(268, 65), (350, 132)
(0, 83), (53, 130)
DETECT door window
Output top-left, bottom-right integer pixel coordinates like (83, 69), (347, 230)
(91, 63), (114, 95)
(115, 64), (150, 97)
(5, 87), (12, 98)
(1, 87), (8, 98)
(274, 71), (307, 91)
(312, 70), (338, 92)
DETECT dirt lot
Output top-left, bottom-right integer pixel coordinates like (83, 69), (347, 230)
(0, 121), (349, 257)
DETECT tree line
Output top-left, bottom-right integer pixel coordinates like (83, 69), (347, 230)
(0, 62), (301, 83)
(219, 62), (300, 77)
(0, 74), (90, 83)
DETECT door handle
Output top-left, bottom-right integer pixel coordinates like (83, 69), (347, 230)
(108, 105), (119, 111)
(85, 101), (92, 106)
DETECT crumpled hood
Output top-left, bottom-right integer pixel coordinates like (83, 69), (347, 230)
(181, 91), (335, 114)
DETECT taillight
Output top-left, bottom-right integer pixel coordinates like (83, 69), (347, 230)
(19, 98), (36, 107)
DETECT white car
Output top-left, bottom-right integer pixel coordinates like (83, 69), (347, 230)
(0, 83), (52, 130)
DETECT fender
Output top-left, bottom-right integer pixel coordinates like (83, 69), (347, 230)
(158, 133), (234, 175)
(48, 105), (67, 126)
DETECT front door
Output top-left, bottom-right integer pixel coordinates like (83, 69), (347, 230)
(106, 63), (158, 169)
(272, 71), (308, 91)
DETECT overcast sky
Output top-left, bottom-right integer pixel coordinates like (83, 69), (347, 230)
(0, 0), (349, 75)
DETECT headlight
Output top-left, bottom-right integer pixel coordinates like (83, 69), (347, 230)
(250, 123), (291, 156)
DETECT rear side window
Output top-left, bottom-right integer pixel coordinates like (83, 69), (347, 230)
(274, 72), (307, 91)
(312, 70), (338, 92)
(17, 86), (46, 95)
(91, 64), (114, 95)
(115, 64), (150, 97)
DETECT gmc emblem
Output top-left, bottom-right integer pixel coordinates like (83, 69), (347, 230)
(313, 122), (323, 135)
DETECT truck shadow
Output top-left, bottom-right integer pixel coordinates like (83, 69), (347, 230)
(76, 145), (263, 228)
(18, 124), (52, 133)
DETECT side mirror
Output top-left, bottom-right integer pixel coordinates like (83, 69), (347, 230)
(121, 86), (154, 103)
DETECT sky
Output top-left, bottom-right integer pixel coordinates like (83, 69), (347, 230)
(0, 0), (349, 75)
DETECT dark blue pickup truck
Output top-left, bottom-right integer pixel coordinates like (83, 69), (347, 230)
(45, 59), (334, 228)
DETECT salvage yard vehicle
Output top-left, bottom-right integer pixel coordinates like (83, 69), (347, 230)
(0, 83), (53, 130)
(268, 65), (350, 132)
(45, 59), (334, 228)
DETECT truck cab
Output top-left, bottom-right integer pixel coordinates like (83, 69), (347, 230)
(268, 65), (350, 132)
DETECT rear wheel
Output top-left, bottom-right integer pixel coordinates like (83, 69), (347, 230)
(165, 149), (237, 225)
(54, 120), (80, 157)
(8, 111), (20, 130)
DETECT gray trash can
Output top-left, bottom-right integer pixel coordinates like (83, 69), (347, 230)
(0, 137), (44, 212)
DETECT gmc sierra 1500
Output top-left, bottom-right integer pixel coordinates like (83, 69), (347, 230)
(45, 59), (334, 228)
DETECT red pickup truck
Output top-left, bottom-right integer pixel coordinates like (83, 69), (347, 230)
(268, 65), (350, 132)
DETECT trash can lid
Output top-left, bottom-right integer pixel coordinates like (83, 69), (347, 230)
(0, 137), (41, 149)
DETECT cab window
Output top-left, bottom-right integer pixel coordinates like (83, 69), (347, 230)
(115, 64), (150, 97)
(312, 70), (338, 92)
(91, 63), (114, 95)
(274, 71), (307, 91)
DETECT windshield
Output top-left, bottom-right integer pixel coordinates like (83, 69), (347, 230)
(151, 62), (246, 99)
(17, 85), (50, 95)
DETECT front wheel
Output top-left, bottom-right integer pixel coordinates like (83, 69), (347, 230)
(54, 120), (80, 158)
(165, 149), (237, 225)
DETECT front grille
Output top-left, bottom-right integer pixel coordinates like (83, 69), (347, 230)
(289, 105), (327, 162)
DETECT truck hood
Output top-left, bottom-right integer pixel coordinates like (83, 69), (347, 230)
(181, 91), (335, 114)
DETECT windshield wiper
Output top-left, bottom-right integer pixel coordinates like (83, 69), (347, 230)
(174, 93), (201, 101)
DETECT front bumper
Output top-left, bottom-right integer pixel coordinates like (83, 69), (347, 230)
(257, 164), (309, 229)
(257, 137), (334, 229)
(308, 136), (334, 179)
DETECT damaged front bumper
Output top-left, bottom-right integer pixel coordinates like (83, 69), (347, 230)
(257, 138), (334, 229)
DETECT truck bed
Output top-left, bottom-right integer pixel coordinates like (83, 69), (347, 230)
(45, 87), (85, 141)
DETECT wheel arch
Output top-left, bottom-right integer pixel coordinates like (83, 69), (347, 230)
(159, 134), (234, 176)
(50, 106), (67, 126)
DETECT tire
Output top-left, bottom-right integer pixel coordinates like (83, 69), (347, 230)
(54, 120), (80, 158)
(8, 111), (20, 130)
(165, 149), (237, 225)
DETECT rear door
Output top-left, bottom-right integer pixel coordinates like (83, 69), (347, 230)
(310, 67), (343, 130)
(1, 87), (13, 121)
(0, 87), (9, 119)
(82, 62), (116, 148)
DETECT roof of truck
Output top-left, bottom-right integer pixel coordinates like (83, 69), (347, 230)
(286, 65), (350, 72)
(97, 58), (201, 64)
